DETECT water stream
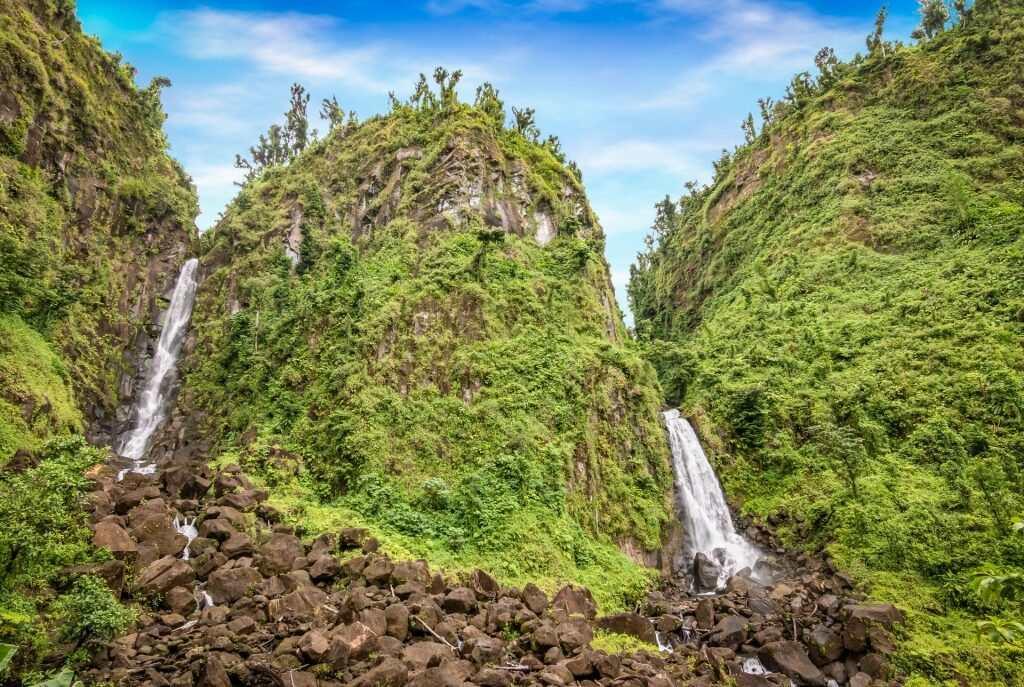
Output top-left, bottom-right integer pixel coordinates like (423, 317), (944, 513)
(663, 410), (760, 589)
(116, 258), (199, 479)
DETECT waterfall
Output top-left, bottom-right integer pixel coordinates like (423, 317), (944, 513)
(117, 258), (199, 477)
(173, 515), (199, 560)
(663, 409), (759, 589)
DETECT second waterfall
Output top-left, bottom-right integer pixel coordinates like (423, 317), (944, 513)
(117, 258), (199, 478)
(664, 409), (760, 591)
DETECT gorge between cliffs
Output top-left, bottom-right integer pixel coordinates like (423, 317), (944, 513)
(2, 2), (1024, 687)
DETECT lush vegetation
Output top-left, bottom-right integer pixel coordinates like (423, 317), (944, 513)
(629, 2), (1024, 683)
(0, 0), (197, 457)
(186, 73), (674, 610)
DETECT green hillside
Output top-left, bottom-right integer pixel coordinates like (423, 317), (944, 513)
(629, 3), (1024, 683)
(184, 80), (674, 607)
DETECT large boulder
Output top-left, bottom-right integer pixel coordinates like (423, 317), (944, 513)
(804, 623), (844, 666)
(257, 533), (304, 576)
(403, 641), (453, 670)
(693, 552), (720, 592)
(841, 604), (905, 653)
(347, 657), (407, 687)
(522, 583), (549, 615)
(92, 521), (137, 560)
(595, 613), (657, 645)
(551, 585), (597, 619)
(134, 556), (195, 597)
(758, 641), (827, 686)
(206, 566), (262, 604)
(332, 621), (380, 661)
(708, 614), (748, 651)
(267, 586), (328, 622)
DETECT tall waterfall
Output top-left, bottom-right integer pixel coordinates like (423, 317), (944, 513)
(663, 409), (759, 588)
(117, 258), (199, 477)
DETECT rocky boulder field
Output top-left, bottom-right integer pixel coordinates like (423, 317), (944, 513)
(69, 456), (906, 687)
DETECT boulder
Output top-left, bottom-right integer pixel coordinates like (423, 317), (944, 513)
(551, 585), (596, 619)
(556, 618), (593, 652)
(267, 586), (328, 622)
(135, 556), (195, 598)
(219, 533), (254, 559)
(695, 597), (715, 629)
(206, 567), (262, 604)
(841, 604), (905, 653)
(332, 621), (380, 660)
(256, 533), (304, 576)
(595, 613), (657, 645)
(296, 630), (331, 662)
(384, 603), (410, 640)
(338, 527), (368, 549)
(805, 623), (844, 666)
(469, 569), (501, 597)
(708, 614), (748, 650)
(131, 515), (187, 558)
(347, 657), (408, 687)
(363, 556), (394, 584)
(522, 582), (549, 615)
(403, 640), (452, 670)
(197, 519), (235, 543)
(758, 641), (827, 686)
(309, 555), (340, 581)
(58, 560), (126, 595)
(93, 521), (137, 558)
(443, 587), (477, 614)
(693, 552), (720, 592)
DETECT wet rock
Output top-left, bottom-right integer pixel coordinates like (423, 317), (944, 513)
(758, 641), (827, 686)
(596, 613), (657, 645)
(135, 556), (195, 598)
(693, 552), (720, 593)
(267, 586), (328, 622)
(166, 586), (197, 615)
(695, 598), (715, 630)
(132, 515), (188, 558)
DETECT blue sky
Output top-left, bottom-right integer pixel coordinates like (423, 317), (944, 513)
(77, 0), (923, 320)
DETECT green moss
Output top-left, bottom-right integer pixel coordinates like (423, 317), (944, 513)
(590, 629), (658, 655)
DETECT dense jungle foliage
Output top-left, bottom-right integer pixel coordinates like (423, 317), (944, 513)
(185, 75), (674, 608)
(628, 2), (1024, 683)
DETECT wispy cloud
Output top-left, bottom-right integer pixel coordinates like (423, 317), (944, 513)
(576, 138), (716, 178)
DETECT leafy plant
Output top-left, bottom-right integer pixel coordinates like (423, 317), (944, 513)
(51, 575), (135, 648)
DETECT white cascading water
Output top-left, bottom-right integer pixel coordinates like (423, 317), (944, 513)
(663, 409), (759, 589)
(116, 258), (199, 479)
(173, 515), (199, 560)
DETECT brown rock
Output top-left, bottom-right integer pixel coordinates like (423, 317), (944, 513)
(758, 641), (827, 686)
(444, 587), (477, 614)
(556, 618), (593, 652)
(363, 556), (394, 584)
(257, 533), (304, 576)
(135, 556), (195, 598)
(220, 533), (254, 559)
(522, 583), (549, 615)
(805, 623), (843, 666)
(309, 554), (340, 581)
(403, 640), (452, 670)
(93, 521), (137, 557)
(297, 630), (331, 662)
(347, 657), (407, 687)
(469, 569), (501, 597)
(385, 603), (410, 640)
(197, 519), (235, 543)
(551, 585), (596, 619)
(596, 613), (657, 645)
(333, 621), (379, 660)
(199, 653), (231, 687)
(267, 586), (328, 622)
(708, 614), (748, 651)
(206, 567), (262, 604)
(339, 527), (368, 548)
(695, 597), (715, 629)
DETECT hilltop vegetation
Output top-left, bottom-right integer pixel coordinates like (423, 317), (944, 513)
(629, 2), (1024, 683)
(184, 72), (674, 608)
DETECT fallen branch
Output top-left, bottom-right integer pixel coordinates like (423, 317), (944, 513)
(411, 615), (458, 653)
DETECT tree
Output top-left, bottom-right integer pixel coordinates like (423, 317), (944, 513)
(320, 96), (345, 132)
(814, 46), (838, 82)
(741, 113), (756, 144)
(473, 82), (505, 127)
(433, 67), (463, 110)
(757, 97), (774, 127)
(914, 0), (949, 40)
(512, 107), (540, 142)
(235, 83), (314, 183)
(809, 422), (867, 499)
(974, 515), (1024, 645)
(866, 5), (889, 56)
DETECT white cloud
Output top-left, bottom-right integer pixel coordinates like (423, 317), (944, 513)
(576, 138), (715, 178)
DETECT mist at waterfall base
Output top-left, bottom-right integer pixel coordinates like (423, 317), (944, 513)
(663, 409), (761, 591)
(116, 258), (199, 480)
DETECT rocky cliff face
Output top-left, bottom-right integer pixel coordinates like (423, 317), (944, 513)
(183, 99), (673, 601)
(0, 0), (197, 456)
